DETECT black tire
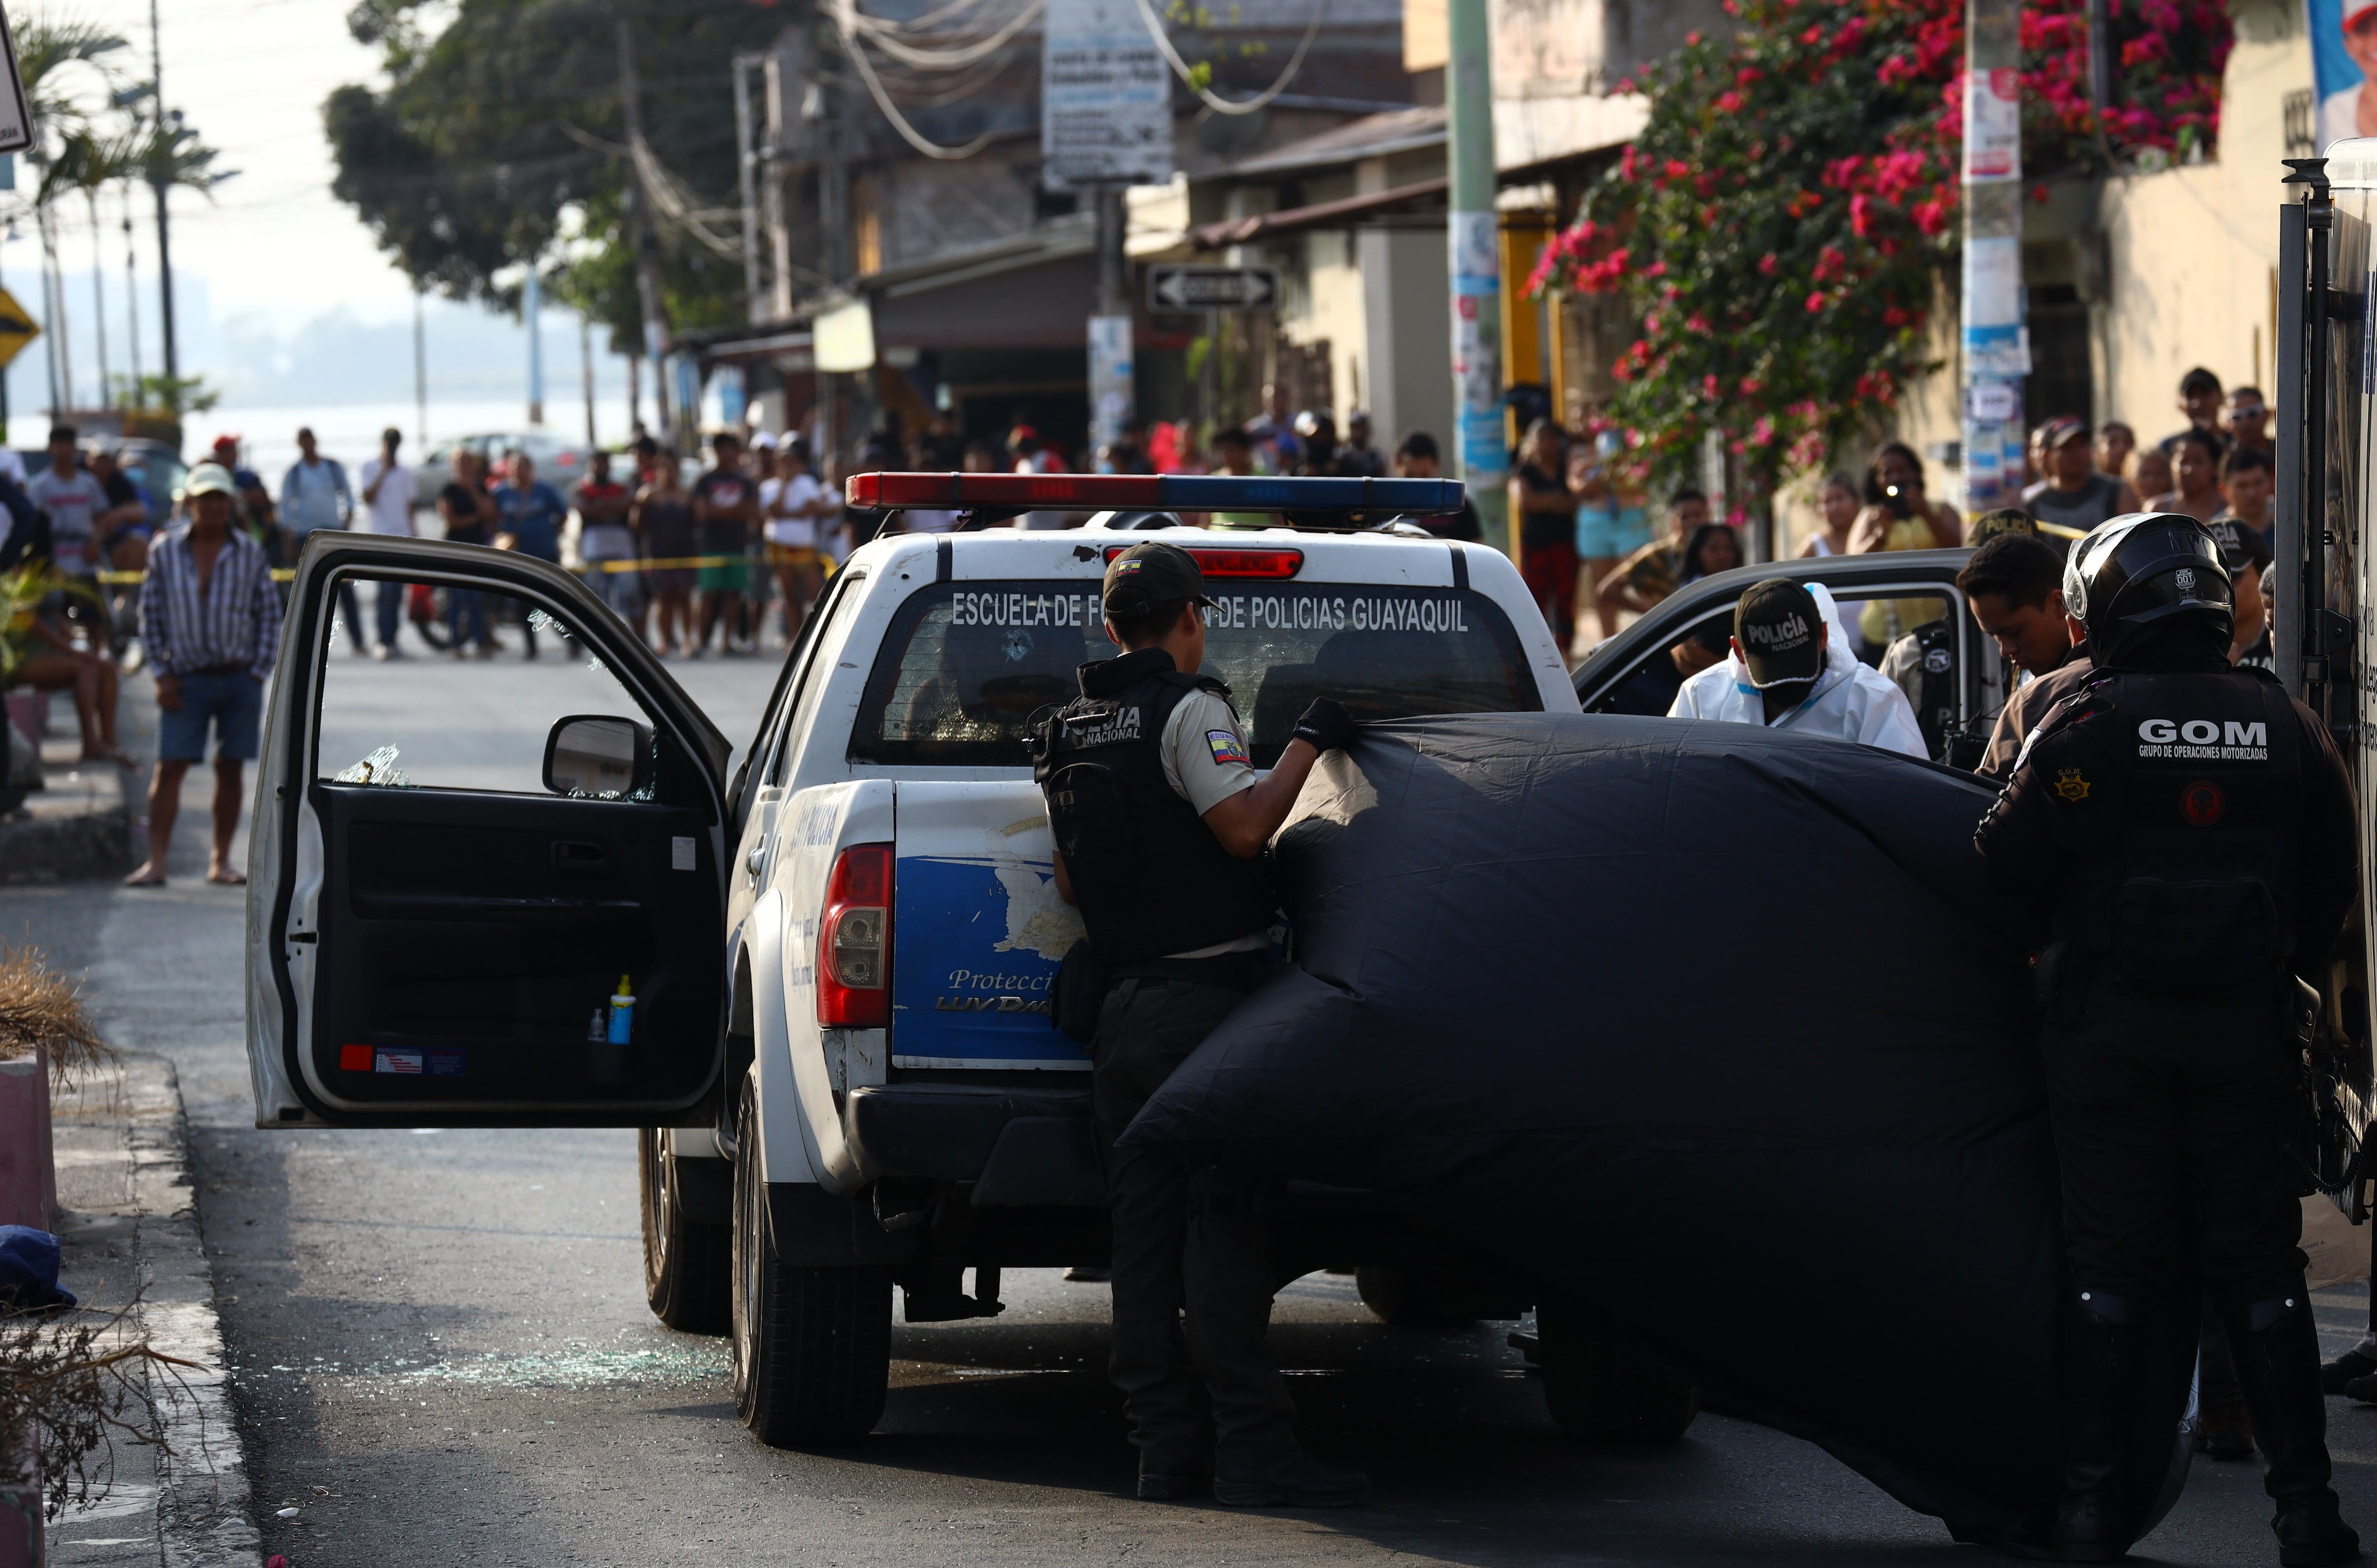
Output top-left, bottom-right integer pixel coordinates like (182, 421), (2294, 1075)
(639, 1128), (732, 1335)
(1534, 1298), (1700, 1444)
(1355, 1264), (1479, 1328)
(729, 1079), (891, 1447)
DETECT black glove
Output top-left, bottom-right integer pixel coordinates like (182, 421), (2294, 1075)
(1292, 697), (1359, 754)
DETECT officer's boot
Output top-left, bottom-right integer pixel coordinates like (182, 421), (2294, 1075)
(2051, 1288), (2139, 1563)
(2219, 1289), (2363, 1567)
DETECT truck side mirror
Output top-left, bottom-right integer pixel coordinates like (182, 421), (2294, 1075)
(544, 714), (653, 798)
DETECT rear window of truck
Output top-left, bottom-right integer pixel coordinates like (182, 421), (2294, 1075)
(849, 579), (1540, 768)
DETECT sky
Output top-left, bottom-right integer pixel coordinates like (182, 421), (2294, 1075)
(0, 0), (624, 426)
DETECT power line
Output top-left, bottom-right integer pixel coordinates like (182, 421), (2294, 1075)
(1130, 0), (1328, 116)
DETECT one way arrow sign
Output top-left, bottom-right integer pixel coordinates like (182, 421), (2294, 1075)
(1148, 265), (1279, 313)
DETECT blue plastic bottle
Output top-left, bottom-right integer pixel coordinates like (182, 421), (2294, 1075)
(607, 974), (635, 1045)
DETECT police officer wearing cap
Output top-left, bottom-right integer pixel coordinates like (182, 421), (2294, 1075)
(1033, 541), (1368, 1509)
(1975, 514), (2359, 1564)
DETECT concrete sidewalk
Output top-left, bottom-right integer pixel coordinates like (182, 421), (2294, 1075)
(46, 1051), (257, 1567)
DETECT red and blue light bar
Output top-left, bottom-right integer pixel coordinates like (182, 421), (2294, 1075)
(842, 471), (1465, 515)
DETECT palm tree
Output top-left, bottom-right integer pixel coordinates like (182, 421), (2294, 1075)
(135, 113), (233, 386)
(8, 13), (128, 414)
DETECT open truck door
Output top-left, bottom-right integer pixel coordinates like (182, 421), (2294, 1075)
(244, 532), (733, 1128)
(2278, 155), (2374, 1218)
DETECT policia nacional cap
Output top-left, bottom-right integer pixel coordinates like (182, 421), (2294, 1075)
(1734, 579), (1826, 689)
(1102, 541), (1218, 619)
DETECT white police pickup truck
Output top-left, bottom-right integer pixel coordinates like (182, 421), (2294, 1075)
(243, 472), (1624, 1452)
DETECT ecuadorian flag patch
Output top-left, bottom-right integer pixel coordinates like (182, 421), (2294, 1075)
(1206, 729), (1250, 766)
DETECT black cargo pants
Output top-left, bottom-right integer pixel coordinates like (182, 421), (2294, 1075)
(1092, 971), (1297, 1474)
(2042, 978), (2307, 1308)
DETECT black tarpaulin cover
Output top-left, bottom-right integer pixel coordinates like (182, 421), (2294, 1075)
(1123, 712), (2191, 1541)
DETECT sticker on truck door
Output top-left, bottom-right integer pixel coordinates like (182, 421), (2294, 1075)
(893, 796), (1089, 1069)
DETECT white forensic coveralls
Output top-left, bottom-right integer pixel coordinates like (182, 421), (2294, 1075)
(1667, 581), (1928, 758)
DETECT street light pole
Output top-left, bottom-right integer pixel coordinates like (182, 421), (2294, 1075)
(733, 52), (765, 325)
(1961, 0), (2026, 514)
(1445, 0), (1507, 555)
(617, 20), (673, 439)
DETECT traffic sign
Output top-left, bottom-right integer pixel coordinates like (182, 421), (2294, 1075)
(0, 4), (30, 156)
(0, 285), (41, 371)
(1147, 265), (1280, 312)
(1041, 0), (1174, 192)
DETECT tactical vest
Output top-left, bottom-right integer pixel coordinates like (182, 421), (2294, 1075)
(2062, 667), (2303, 990)
(1032, 647), (1278, 965)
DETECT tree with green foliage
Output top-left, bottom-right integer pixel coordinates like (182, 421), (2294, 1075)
(1529, 0), (2228, 505)
(325, 0), (780, 349)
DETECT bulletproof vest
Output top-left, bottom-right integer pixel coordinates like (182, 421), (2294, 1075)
(1032, 647), (1278, 965)
(1908, 619), (1956, 762)
(2065, 667), (2303, 990)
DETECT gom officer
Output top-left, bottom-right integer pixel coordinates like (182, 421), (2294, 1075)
(1033, 541), (1368, 1508)
(1975, 515), (2359, 1565)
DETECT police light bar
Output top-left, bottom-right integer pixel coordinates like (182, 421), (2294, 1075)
(842, 471), (1465, 514)
(1102, 545), (1302, 579)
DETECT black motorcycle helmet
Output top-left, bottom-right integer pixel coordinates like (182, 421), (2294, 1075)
(2062, 512), (2233, 667)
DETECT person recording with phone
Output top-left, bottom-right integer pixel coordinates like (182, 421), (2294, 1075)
(1849, 441), (1962, 660)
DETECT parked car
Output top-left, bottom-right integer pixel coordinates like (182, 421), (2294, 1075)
(1570, 548), (1994, 768)
(244, 481), (1728, 1456)
(411, 430), (588, 506)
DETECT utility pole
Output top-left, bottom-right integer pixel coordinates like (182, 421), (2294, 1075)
(149, 0), (177, 382)
(580, 315), (598, 449)
(617, 20), (673, 438)
(524, 262), (545, 426)
(1445, 0), (1507, 555)
(732, 52), (765, 325)
(1960, 0), (2026, 513)
(412, 287), (427, 450)
(122, 184), (140, 395)
(813, 77), (846, 465)
(85, 193), (109, 406)
(1089, 186), (1132, 459)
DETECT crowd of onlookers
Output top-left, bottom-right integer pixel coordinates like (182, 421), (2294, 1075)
(1499, 364), (2279, 666)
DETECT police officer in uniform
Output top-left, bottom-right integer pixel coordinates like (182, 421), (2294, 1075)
(1974, 515), (2359, 1564)
(1034, 541), (1369, 1507)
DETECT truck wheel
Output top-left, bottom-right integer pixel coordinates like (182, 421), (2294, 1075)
(729, 1081), (891, 1447)
(1355, 1264), (1478, 1327)
(1534, 1298), (1700, 1444)
(639, 1129), (732, 1335)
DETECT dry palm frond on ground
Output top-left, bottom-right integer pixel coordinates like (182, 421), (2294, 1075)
(0, 943), (114, 1087)
(0, 1298), (202, 1520)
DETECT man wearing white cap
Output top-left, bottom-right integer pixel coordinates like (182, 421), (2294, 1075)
(1668, 579), (1926, 756)
(2322, 2), (2377, 149)
(126, 463), (280, 887)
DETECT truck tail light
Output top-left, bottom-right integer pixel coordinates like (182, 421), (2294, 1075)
(818, 843), (893, 1027)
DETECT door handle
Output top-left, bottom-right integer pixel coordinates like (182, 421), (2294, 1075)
(552, 840), (609, 875)
(745, 842), (767, 880)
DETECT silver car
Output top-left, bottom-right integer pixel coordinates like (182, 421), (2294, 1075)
(410, 430), (589, 507)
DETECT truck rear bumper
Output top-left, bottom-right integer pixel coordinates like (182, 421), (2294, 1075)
(843, 1083), (1103, 1206)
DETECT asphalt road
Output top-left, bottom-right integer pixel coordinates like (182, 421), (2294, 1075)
(11, 648), (2377, 1566)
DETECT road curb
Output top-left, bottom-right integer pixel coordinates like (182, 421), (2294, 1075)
(119, 1051), (260, 1568)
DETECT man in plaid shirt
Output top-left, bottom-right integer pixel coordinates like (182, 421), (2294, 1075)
(127, 463), (281, 886)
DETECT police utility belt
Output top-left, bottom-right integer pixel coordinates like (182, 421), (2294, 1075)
(1050, 942), (1264, 1043)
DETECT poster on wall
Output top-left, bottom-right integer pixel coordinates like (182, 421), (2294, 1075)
(2313, 0), (2377, 151)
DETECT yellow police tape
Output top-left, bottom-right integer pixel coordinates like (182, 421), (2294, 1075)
(89, 552), (831, 586)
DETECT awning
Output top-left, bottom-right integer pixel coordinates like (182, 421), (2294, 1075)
(1187, 177), (1449, 251)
